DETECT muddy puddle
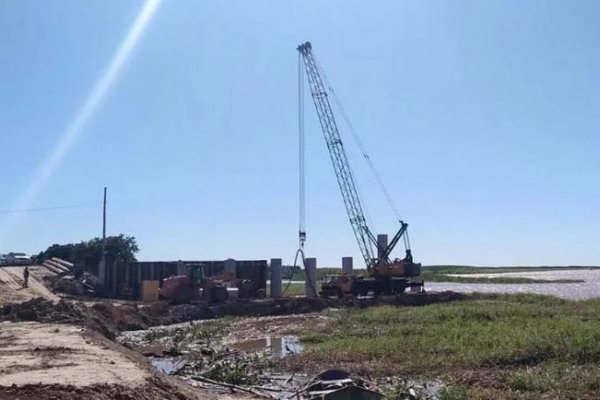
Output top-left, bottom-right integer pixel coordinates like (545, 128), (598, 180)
(151, 357), (185, 374)
(119, 313), (456, 399)
(116, 314), (318, 383)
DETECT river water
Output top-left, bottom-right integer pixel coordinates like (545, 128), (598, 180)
(427, 269), (600, 300)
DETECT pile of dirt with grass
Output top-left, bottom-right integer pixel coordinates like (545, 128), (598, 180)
(0, 298), (215, 340)
(0, 298), (120, 339)
(0, 292), (466, 342)
(0, 297), (82, 323)
(0, 377), (202, 400)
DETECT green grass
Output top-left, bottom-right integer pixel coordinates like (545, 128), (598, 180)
(143, 317), (233, 343)
(265, 282), (306, 297)
(285, 293), (600, 399)
(203, 358), (258, 385)
(190, 317), (233, 341)
(281, 282), (306, 296)
(290, 267), (369, 281)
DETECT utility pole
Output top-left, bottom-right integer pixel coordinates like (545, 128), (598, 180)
(101, 187), (107, 264)
(98, 187), (107, 288)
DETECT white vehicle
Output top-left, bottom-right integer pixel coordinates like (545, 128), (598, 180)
(2, 252), (31, 266)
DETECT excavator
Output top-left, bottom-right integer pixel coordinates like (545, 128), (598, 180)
(159, 264), (231, 303)
(160, 263), (259, 303)
(297, 42), (424, 297)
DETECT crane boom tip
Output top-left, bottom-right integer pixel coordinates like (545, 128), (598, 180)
(297, 41), (312, 52)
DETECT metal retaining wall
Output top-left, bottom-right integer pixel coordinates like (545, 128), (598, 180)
(101, 259), (267, 299)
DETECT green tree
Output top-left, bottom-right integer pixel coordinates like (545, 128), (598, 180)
(35, 234), (139, 275)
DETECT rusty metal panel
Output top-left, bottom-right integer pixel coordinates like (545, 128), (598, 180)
(110, 259), (267, 299)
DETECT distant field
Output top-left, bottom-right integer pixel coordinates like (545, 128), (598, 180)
(424, 265), (600, 274)
(287, 265), (596, 284)
(420, 265), (593, 284)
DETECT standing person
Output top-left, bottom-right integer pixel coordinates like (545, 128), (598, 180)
(22, 266), (29, 288)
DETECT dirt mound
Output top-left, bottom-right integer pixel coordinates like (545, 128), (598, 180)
(0, 298), (120, 340)
(0, 297), (82, 323)
(335, 290), (466, 308)
(0, 292), (466, 342)
(0, 377), (202, 400)
(212, 297), (327, 318)
(0, 266), (60, 305)
(0, 298), (165, 339)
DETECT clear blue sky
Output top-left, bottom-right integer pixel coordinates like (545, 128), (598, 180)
(1, 0), (599, 266)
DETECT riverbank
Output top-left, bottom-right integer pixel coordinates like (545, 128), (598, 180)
(3, 264), (600, 399)
(279, 293), (600, 399)
(114, 292), (600, 399)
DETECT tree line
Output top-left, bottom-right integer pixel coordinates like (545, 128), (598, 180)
(34, 234), (139, 275)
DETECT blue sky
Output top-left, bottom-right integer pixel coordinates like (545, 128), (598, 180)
(1, 0), (599, 266)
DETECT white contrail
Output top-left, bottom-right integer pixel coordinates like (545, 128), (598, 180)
(0, 0), (162, 247)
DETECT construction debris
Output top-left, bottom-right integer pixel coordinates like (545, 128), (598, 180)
(52, 272), (99, 296)
(299, 370), (383, 400)
(186, 369), (385, 400)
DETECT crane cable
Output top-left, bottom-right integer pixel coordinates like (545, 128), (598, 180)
(298, 48), (306, 247)
(314, 58), (405, 228)
(283, 51), (318, 298)
(282, 247), (307, 296)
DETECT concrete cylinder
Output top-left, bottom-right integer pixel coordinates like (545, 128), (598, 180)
(342, 257), (353, 275)
(377, 234), (388, 259)
(305, 258), (318, 298)
(111, 262), (117, 295)
(270, 258), (282, 298)
(98, 260), (106, 287)
(224, 258), (237, 279)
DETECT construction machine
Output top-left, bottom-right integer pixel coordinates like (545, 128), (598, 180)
(297, 42), (424, 297)
(159, 264), (231, 303)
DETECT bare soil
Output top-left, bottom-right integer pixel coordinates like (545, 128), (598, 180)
(0, 266), (59, 305)
(0, 321), (211, 400)
(0, 322), (148, 387)
(0, 378), (207, 400)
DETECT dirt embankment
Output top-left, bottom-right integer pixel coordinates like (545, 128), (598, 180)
(0, 321), (209, 400)
(0, 291), (465, 340)
(0, 291), (464, 399)
(0, 379), (200, 400)
(0, 266), (59, 305)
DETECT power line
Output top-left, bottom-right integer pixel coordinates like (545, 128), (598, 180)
(0, 203), (98, 214)
(314, 57), (404, 224)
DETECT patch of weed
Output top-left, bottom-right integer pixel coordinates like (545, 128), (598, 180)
(203, 358), (257, 385)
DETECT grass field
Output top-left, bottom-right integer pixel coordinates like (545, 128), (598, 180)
(281, 282), (305, 296)
(278, 293), (600, 399)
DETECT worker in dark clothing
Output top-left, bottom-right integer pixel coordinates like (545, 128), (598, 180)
(22, 266), (29, 288)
